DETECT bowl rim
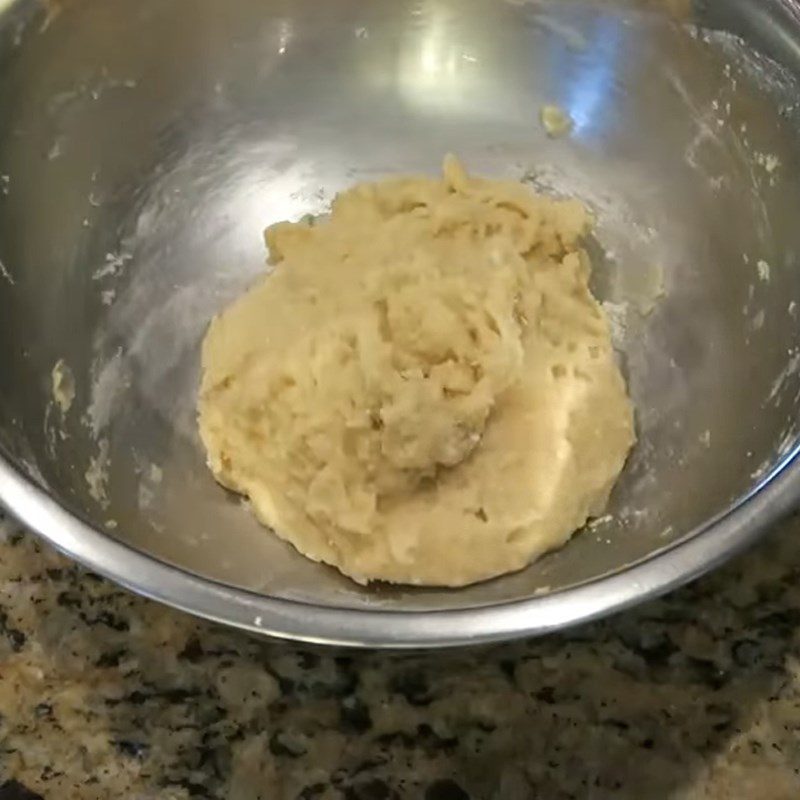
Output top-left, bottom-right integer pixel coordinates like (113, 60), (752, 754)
(1, 445), (799, 648)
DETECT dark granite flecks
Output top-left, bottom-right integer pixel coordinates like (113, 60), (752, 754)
(1, 507), (800, 799)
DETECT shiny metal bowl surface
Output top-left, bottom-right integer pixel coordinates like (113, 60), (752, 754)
(2, 0), (800, 647)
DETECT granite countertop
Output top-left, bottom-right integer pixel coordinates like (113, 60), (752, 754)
(1, 508), (800, 800)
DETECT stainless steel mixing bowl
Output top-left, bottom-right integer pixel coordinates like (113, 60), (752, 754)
(2, 0), (800, 647)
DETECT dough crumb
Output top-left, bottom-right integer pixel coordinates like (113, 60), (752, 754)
(198, 158), (635, 586)
(755, 151), (780, 175)
(541, 104), (574, 138)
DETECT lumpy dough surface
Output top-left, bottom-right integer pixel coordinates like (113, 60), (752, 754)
(198, 157), (635, 586)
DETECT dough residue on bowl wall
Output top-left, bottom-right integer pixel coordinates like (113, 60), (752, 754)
(197, 157), (636, 587)
(0, 255), (14, 286)
(85, 438), (111, 508)
(51, 358), (75, 415)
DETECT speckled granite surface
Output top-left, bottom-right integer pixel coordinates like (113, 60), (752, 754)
(1, 507), (800, 800)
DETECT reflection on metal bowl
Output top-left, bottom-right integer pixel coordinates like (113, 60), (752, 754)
(1, 0), (800, 647)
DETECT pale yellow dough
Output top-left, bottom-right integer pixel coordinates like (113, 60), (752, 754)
(198, 157), (635, 586)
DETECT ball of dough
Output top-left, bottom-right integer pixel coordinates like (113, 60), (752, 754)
(198, 157), (635, 586)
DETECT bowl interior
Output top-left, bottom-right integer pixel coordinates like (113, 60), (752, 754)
(2, 0), (800, 612)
